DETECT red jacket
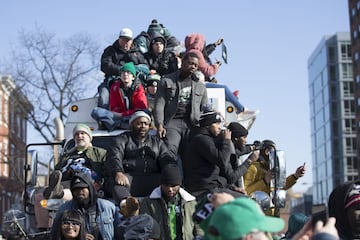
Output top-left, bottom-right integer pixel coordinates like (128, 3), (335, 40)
(109, 80), (148, 117)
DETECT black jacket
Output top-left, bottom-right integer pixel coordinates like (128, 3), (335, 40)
(183, 127), (230, 195)
(105, 132), (176, 196)
(145, 32), (178, 76)
(101, 40), (148, 78)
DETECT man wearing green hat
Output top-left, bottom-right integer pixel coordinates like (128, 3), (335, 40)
(203, 195), (285, 240)
(91, 62), (148, 131)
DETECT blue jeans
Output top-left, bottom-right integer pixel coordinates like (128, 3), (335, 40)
(205, 82), (245, 113)
(91, 107), (130, 131)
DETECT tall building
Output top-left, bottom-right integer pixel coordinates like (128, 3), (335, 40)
(308, 32), (356, 204)
(348, 0), (360, 178)
(0, 75), (33, 223)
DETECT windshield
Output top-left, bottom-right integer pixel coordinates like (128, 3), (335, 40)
(63, 135), (116, 152)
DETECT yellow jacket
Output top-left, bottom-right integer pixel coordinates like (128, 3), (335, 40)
(243, 160), (298, 216)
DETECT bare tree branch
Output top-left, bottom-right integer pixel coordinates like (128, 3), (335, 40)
(1, 26), (101, 142)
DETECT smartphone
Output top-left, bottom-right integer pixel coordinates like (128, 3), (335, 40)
(311, 204), (328, 228)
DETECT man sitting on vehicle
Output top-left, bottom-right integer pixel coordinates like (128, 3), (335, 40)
(43, 123), (107, 200)
(105, 110), (177, 204)
(34, 123), (107, 230)
(92, 62), (148, 131)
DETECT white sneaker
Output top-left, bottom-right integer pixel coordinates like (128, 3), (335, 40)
(237, 110), (260, 130)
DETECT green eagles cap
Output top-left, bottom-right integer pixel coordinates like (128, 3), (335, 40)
(205, 198), (285, 240)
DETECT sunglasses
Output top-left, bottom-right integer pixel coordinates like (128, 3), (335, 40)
(62, 220), (81, 227)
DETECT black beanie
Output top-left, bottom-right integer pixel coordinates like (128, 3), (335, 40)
(227, 122), (248, 138)
(199, 112), (222, 127)
(152, 36), (165, 45)
(161, 164), (182, 185)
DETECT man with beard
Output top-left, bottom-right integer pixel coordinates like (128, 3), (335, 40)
(243, 139), (306, 216)
(105, 110), (176, 203)
(43, 124), (107, 200)
(51, 172), (121, 240)
(154, 52), (209, 169)
(140, 164), (203, 240)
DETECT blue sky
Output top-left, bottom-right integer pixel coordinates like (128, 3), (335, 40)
(0, 1), (350, 192)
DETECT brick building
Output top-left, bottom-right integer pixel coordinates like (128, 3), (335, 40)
(0, 75), (33, 224)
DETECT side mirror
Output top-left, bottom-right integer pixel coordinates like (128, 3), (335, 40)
(250, 191), (271, 211)
(271, 189), (287, 208)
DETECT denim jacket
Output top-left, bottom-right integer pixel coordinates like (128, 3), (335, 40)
(52, 198), (121, 240)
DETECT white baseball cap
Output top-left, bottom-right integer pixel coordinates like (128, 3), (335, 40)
(119, 28), (133, 39)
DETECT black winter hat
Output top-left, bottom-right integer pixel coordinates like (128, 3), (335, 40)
(71, 172), (91, 190)
(161, 164), (182, 185)
(199, 112), (222, 127)
(227, 122), (248, 138)
(152, 36), (165, 45)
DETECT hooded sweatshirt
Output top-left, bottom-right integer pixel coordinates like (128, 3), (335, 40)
(328, 180), (360, 239)
(146, 32), (178, 76)
(184, 33), (219, 78)
(52, 172), (121, 240)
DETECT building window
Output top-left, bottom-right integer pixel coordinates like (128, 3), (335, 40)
(343, 81), (354, 97)
(346, 157), (357, 172)
(10, 144), (15, 178)
(342, 63), (353, 79)
(3, 139), (8, 178)
(356, 75), (360, 83)
(340, 44), (352, 60)
(354, 30), (358, 40)
(4, 97), (9, 126)
(22, 117), (26, 139)
(10, 110), (15, 133)
(16, 114), (21, 138)
(357, 1), (360, 10)
(352, 7), (356, 17)
(345, 138), (356, 153)
(329, 65), (337, 81)
(328, 47), (336, 62)
(345, 119), (356, 133)
(344, 100), (355, 115)
(0, 92), (2, 125)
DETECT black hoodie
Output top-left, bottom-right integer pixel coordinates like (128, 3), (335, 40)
(70, 172), (98, 208)
(328, 180), (360, 239)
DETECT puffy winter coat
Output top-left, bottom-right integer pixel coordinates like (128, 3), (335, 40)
(184, 33), (219, 78)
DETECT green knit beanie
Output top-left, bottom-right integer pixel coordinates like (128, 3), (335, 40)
(120, 62), (136, 77)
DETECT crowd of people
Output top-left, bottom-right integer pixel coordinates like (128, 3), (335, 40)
(93, 18), (258, 132)
(35, 19), (360, 240)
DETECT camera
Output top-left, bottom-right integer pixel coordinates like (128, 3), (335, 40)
(247, 140), (263, 151)
(311, 204), (328, 228)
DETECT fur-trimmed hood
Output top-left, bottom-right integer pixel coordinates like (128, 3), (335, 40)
(149, 186), (196, 202)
